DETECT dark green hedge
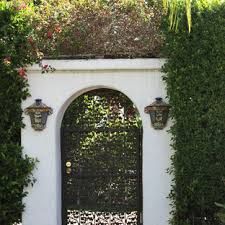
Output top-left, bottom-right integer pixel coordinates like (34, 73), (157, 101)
(0, 3), (36, 225)
(163, 3), (225, 225)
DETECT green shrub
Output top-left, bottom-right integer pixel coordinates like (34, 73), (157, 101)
(32, 0), (163, 58)
(0, 2), (37, 224)
(163, 3), (225, 225)
(0, 144), (36, 225)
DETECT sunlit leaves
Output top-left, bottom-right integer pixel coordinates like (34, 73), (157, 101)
(163, 0), (225, 32)
(62, 89), (142, 211)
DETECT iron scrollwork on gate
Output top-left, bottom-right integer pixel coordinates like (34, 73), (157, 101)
(61, 89), (143, 225)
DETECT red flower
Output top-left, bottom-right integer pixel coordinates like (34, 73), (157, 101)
(18, 68), (26, 78)
(47, 31), (53, 39)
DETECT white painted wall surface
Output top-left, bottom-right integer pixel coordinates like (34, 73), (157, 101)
(22, 59), (171, 225)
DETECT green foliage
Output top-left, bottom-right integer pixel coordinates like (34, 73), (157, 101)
(162, 0), (225, 32)
(0, 2), (37, 224)
(0, 144), (36, 225)
(62, 89), (142, 212)
(215, 202), (225, 224)
(62, 89), (141, 129)
(31, 0), (163, 58)
(162, 3), (225, 225)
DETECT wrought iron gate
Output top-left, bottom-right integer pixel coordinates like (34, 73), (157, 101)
(61, 89), (143, 225)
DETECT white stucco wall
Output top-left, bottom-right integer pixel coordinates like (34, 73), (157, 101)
(22, 58), (171, 225)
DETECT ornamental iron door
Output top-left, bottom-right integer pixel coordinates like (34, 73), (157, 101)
(61, 89), (143, 225)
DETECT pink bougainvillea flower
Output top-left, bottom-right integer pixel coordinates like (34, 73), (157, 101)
(55, 25), (62, 33)
(16, 2), (27, 10)
(18, 67), (27, 78)
(3, 57), (11, 66)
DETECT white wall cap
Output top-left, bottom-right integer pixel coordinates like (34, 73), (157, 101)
(27, 58), (166, 72)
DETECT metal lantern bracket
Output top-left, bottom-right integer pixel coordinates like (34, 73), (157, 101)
(144, 97), (170, 130)
(25, 99), (53, 131)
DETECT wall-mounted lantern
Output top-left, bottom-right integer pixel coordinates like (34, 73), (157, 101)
(144, 97), (170, 130)
(25, 99), (53, 131)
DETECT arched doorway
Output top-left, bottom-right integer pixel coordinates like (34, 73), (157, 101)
(61, 88), (143, 225)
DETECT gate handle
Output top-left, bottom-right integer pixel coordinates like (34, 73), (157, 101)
(66, 162), (72, 174)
